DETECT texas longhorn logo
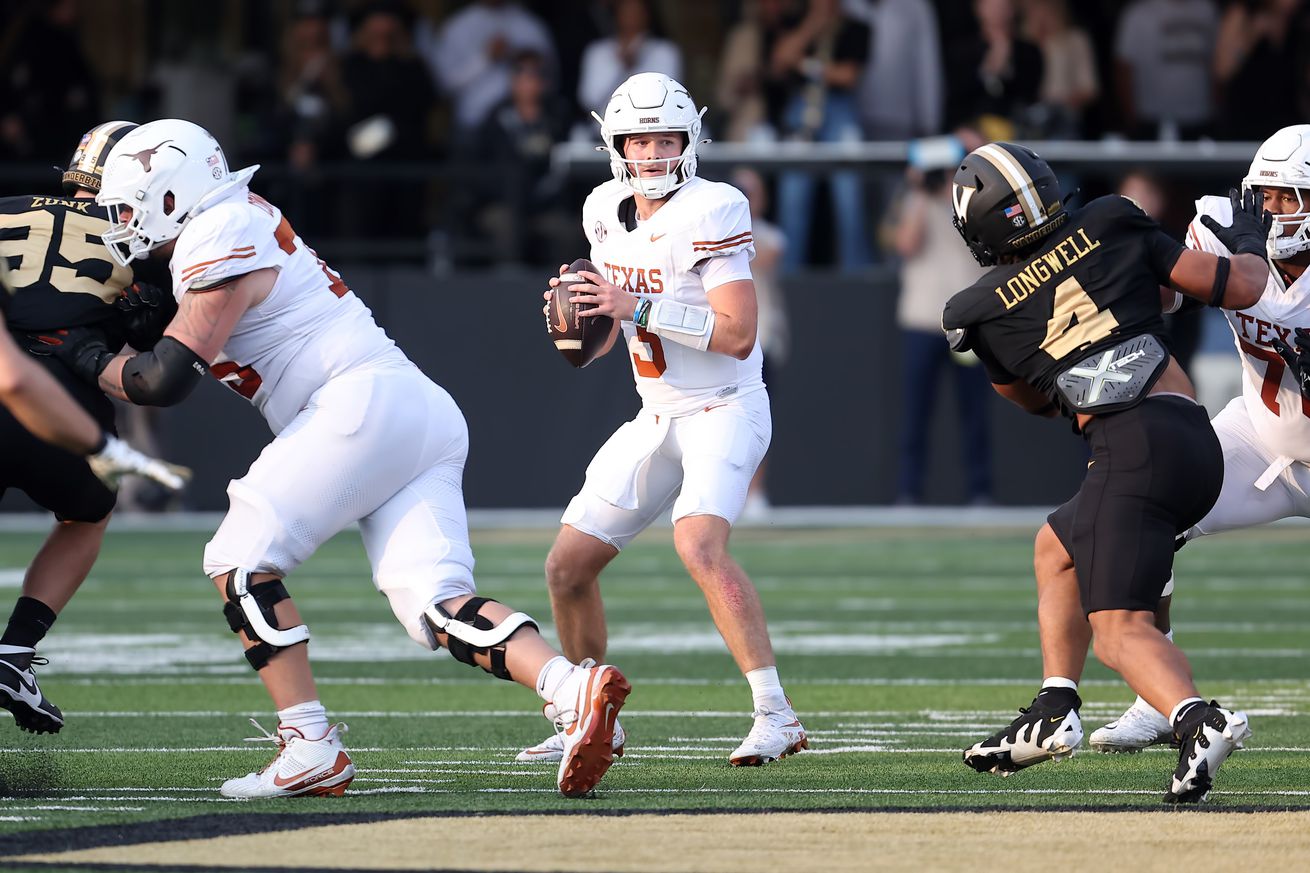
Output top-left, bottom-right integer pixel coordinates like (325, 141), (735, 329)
(127, 140), (174, 172)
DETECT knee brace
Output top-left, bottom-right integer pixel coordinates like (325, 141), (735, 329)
(221, 568), (310, 671)
(422, 597), (537, 681)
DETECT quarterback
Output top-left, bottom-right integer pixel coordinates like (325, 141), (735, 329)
(1092, 124), (1310, 751)
(40, 118), (628, 799)
(527, 73), (806, 766)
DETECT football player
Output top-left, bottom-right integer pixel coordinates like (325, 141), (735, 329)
(0, 122), (189, 736)
(1091, 124), (1310, 752)
(42, 118), (626, 799)
(527, 73), (807, 767)
(943, 142), (1270, 803)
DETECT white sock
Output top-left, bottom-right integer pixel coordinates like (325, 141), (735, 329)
(746, 666), (788, 712)
(277, 700), (329, 739)
(1169, 696), (1205, 726)
(1041, 676), (1078, 692)
(535, 655), (575, 704)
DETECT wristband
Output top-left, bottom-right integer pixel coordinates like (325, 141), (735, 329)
(1208, 257), (1231, 307)
(633, 298), (652, 329)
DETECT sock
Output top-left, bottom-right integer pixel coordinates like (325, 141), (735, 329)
(746, 666), (788, 712)
(535, 655), (575, 704)
(2, 596), (58, 649)
(277, 700), (329, 739)
(1037, 677), (1079, 708)
(1169, 696), (1206, 728)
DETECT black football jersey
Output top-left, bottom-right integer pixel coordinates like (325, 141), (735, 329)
(942, 195), (1186, 415)
(0, 194), (167, 332)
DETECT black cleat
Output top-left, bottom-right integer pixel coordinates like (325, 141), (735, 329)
(964, 692), (1083, 776)
(1163, 701), (1250, 804)
(0, 645), (64, 734)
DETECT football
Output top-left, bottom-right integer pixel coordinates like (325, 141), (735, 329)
(547, 258), (613, 368)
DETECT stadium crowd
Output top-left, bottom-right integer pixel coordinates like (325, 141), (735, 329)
(3, 0), (1310, 267)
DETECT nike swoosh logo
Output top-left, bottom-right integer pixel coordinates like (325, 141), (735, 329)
(650, 232), (666, 242)
(783, 721), (801, 728)
(553, 291), (569, 333)
(273, 767), (321, 788)
(1, 664), (40, 700)
(1049, 716), (1065, 723)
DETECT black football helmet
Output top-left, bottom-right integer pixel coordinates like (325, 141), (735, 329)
(62, 120), (138, 194)
(951, 142), (1067, 266)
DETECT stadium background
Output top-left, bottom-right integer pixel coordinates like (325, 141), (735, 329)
(0, 0), (1302, 509)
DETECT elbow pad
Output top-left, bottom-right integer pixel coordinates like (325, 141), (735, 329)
(122, 336), (207, 407)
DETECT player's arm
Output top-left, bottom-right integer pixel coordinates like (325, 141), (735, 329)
(97, 268), (272, 405)
(992, 379), (1058, 417)
(1167, 189), (1270, 310)
(700, 279), (757, 359)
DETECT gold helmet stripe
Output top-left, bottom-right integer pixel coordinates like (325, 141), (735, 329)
(975, 143), (1047, 226)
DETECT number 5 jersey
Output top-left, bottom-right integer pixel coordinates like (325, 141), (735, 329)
(170, 188), (409, 433)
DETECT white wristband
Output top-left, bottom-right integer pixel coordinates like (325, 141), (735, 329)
(647, 299), (715, 352)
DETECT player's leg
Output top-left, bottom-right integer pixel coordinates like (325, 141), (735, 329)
(522, 411), (681, 763)
(1081, 398), (1247, 803)
(0, 403), (116, 735)
(962, 518), (1087, 775)
(362, 379), (629, 795)
(671, 392), (806, 765)
(1092, 398), (1294, 751)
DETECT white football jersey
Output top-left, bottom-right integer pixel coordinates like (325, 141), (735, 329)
(582, 176), (764, 416)
(1188, 194), (1310, 462)
(170, 189), (409, 433)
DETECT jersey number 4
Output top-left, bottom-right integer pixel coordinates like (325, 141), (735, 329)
(1041, 277), (1121, 360)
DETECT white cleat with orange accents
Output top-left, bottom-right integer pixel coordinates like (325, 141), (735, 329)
(219, 720), (355, 799)
(729, 705), (808, 766)
(517, 718), (625, 763)
(546, 661), (631, 797)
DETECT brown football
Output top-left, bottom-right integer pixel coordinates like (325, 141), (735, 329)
(547, 258), (613, 368)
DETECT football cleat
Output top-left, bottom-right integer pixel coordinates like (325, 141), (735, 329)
(728, 706), (808, 766)
(1164, 701), (1250, 804)
(0, 644), (64, 734)
(1090, 700), (1174, 753)
(517, 718), (625, 763)
(548, 662), (631, 798)
(219, 720), (354, 799)
(964, 693), (1083, 776)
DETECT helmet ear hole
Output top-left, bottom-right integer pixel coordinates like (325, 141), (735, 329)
(162, 192), (176, 216)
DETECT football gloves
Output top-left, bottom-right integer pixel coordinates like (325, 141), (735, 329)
(1272, 327), (1310, 400)
(1199, 188), (1274, 257)
(116, 281), (176, 351)
(87, 434), (191, 491)
(24, 326), (116, 387)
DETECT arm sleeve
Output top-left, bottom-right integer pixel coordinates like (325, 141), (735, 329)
(1102, 195), (1185, 283)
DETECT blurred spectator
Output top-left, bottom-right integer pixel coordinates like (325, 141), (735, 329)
(945, 0), (1044, 140)
(339, 2), (437, 241)
(1023, 0), (1099, 137)
(716, 0), (797, 142)
(771, 0), (872, 272)
(577, 0), (682, 117)
(733, 167), (789, 519)
(890, 133), (993, 506)
(424, 0), (556, 140)
(469, 50), (574, 266)
(0, 0), (99, 162)
(1214, 0), (1306, 140)
(1114, 0), (1219, 140)
(845, 0), (945, 140)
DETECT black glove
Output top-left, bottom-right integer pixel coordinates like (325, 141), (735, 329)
(1272, 327), (1310, 399)
(115, 280), (176, 351)
(25, 326), (117, 387)
(1199, 188), (1274, 257)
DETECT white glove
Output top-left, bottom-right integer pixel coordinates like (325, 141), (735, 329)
(87, 435), (192, 491)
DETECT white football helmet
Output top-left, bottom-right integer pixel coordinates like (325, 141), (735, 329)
(1241, 124), (1310, 261)
(96, 119), (259, 266)
(591, 72), (708, 199)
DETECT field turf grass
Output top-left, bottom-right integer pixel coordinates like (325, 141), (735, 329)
(0, 524), (1306, 847)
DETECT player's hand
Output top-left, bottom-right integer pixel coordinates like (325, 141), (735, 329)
(568, 271), (636, 321)
(24, 326), (116, 386)
(116, 281), (176, 350)
(1199, 188), (1273, 257)
(87, 434), (192, 491)
(1272, 327), (1310, 399)
(543, 263), (567, 322)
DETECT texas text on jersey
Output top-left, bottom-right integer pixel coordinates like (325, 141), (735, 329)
(169, 189), (409, 434)
(1187, 194), (1310, 462)
(582, 175), (761, 416)
(942, 194), (1185, 418)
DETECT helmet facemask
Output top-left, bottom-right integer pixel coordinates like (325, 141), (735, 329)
(1241, 124), (1310, 261)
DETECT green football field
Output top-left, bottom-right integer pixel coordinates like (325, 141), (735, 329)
(0, 523), (1307, 845)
